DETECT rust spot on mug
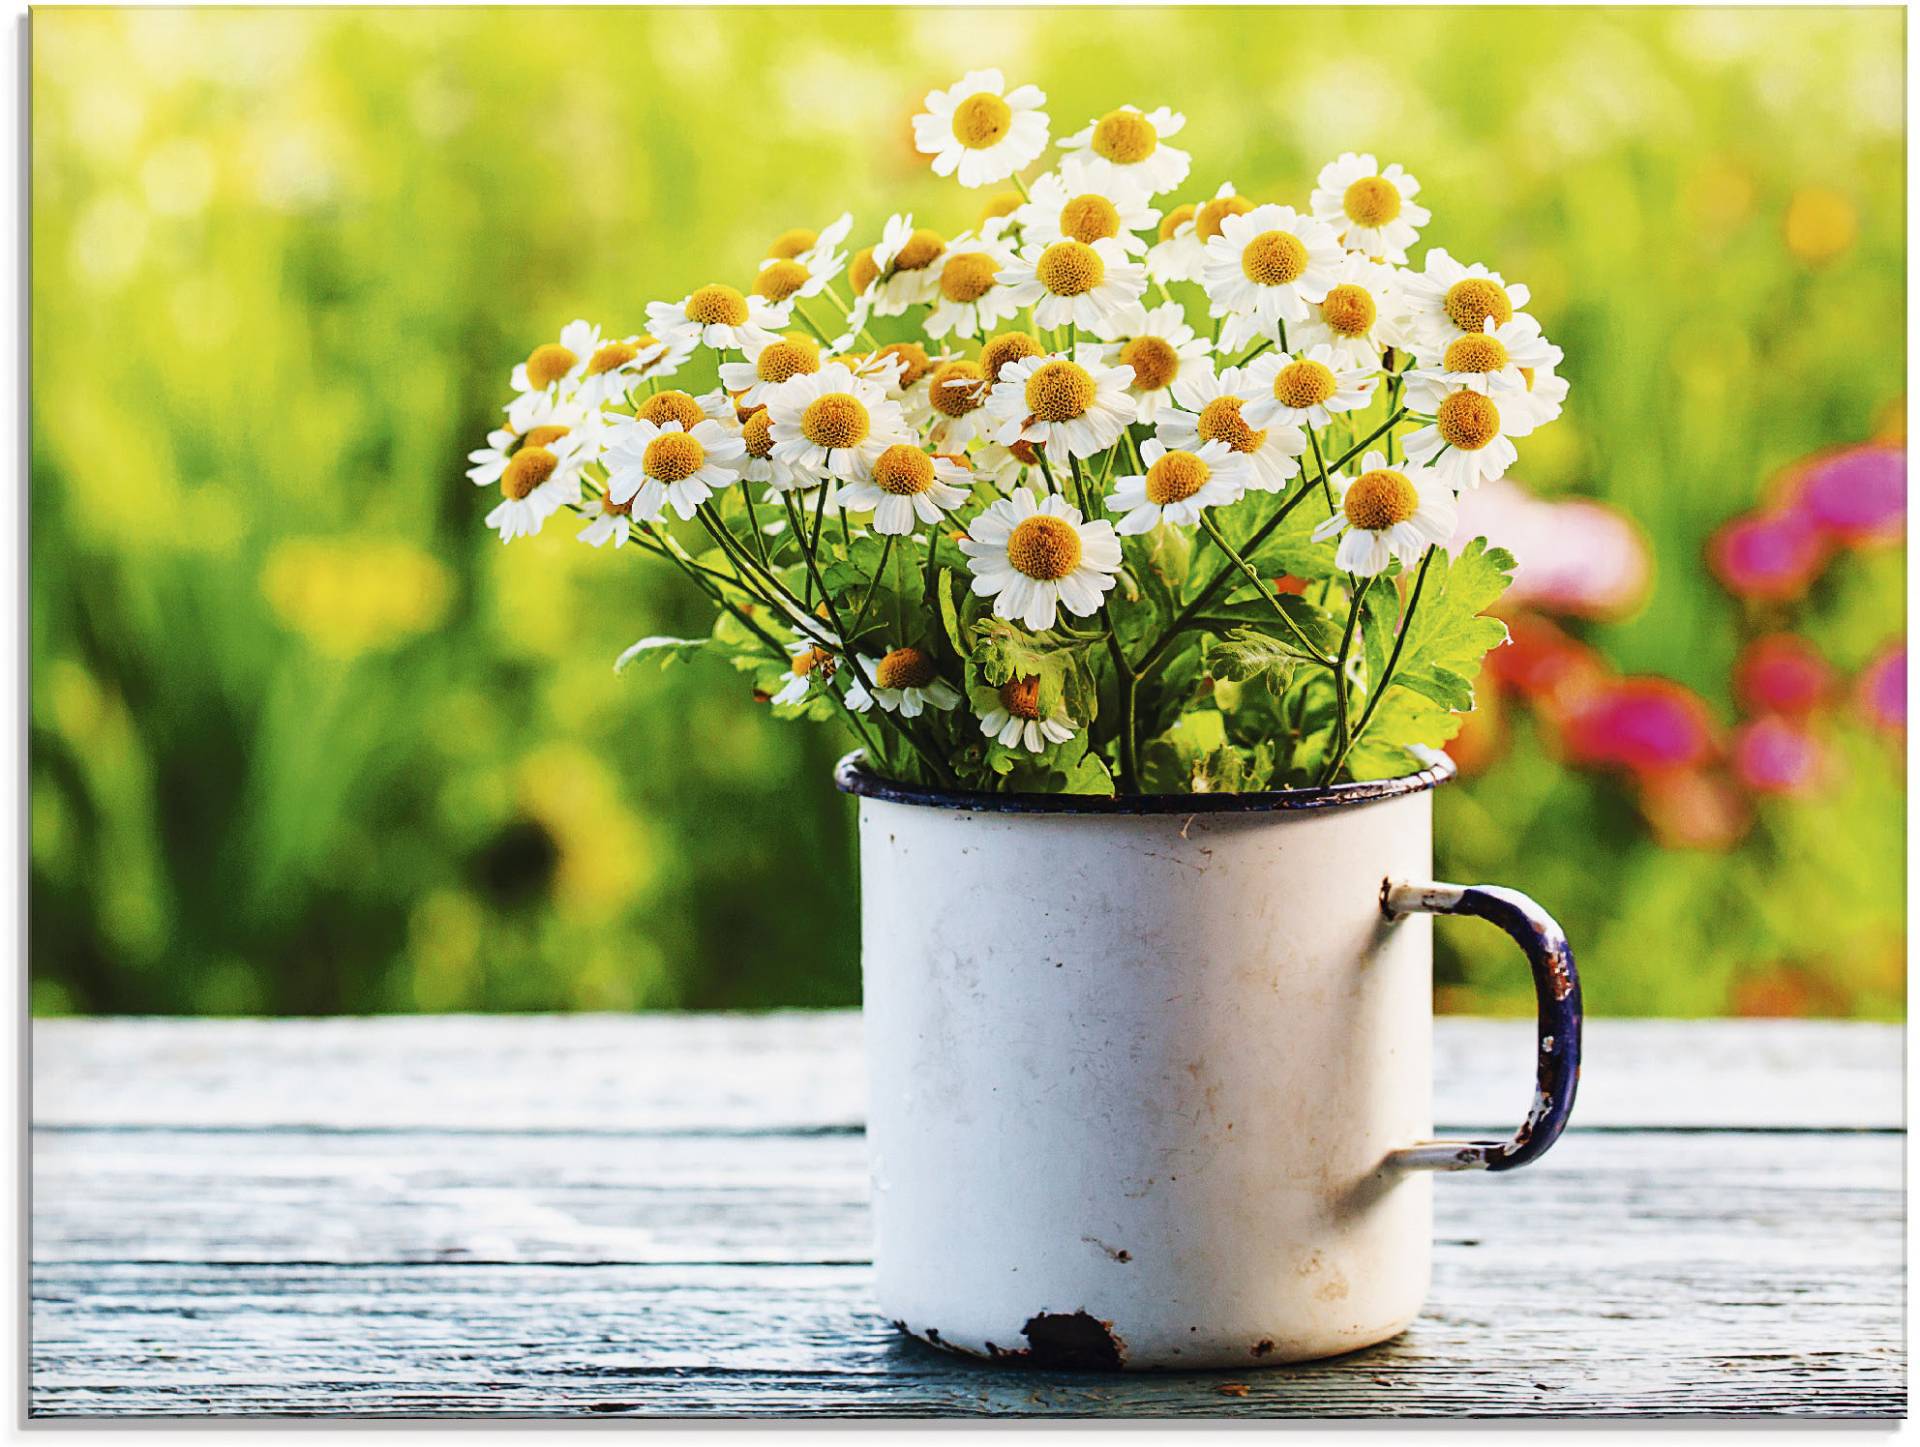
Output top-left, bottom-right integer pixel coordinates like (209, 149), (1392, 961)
(1018, 1310), (1127, 1370)
(1251, 1339), (1276, 1358)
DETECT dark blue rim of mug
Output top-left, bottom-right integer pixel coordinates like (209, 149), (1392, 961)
(833, 748), (1457, 817)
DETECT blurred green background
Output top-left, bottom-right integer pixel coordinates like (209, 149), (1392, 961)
(30, 7), (1905, 1018)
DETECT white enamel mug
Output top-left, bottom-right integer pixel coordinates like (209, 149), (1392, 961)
(838, 752), (1581, 1371)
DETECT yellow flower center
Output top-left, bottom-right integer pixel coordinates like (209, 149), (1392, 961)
(980, 191), (1024, 224)
(601, 492), (633, 517)
(980, 330), (1044, 381)
(1024, 360), (1096, 422)
(929, 359), (986, 417)
(1118, 334), (1179, 391)
(1158, 202), (1196, 242)
(1197, 396), (1267, 454)
(1241, 230), (1308, 287)
(644, 431), (706, 483)
(1436, 390), (1501, 451)
(1320, 284), (1376, 337)
(1091, 109), (1157, 165)
(587, 340), (639, 376)
(1145, 450), (1211, 505)
(1196, 194), (1253, 241)
(524, 343), (577, 390)
(1059, 193), (1122, 243)
(1272, 359), (1337, 410)
(1343, 176), (1402, 228)
(501, 446), (558, 499)
(999, 675), (1043, 720)
(939, 251), (1001, 303)
(741, 410), (775, 458)
(875, 341), (933, 387)
(686, 284), (750, 327)
(952, 91), (1013, 148)
(1036, 240), (1105, 297)
(801, 392), (871, 449)
(753, 260), (811, 303)
(521, 424), (570, 449)
(872, 444), (936, 496)
(637, 390), (705, 430)
(849, 247), (881, 294)
(893, 229), (946, 272)
(1344, 469), (1419, 530)
(1006, 514), (1084, 581)
(1520, 365), (1537, 390)
(1444, 277), (1513, 334)
(767, 227), (818, 261)
(790, 645), (835, 680)
(755, 336), (821, 384)
(875, 646), (938, 690)
(1443, 333), (1509, 373)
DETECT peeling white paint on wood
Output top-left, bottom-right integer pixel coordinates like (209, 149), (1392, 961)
(29, 1016), (1906, 1417)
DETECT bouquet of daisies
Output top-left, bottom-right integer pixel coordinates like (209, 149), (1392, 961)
(469, 71), (1565, 796)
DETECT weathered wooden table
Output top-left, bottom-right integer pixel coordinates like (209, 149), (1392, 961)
(31, 1014), (1904, 1418)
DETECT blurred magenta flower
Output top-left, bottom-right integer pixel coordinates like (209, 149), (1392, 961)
(1856, 644), (1906, 733)
(1708, 509), (1830, 602)
(1792, 446), (1906, 547)
(1731, 716), (1826, 795)
(1559, 677), (1719, 775)
(1638, 767), (1751, 851)
(1453, 478), (1651, 619)
(1733, 634), (1832, 717)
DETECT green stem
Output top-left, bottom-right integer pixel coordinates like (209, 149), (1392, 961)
(1307, 427), (1335, 512)
(1320, 574), (1372, 787)
(1104, 629), (1139, 792)
(1236, 338), (1275, 367)
(1322, 545), (1436, 784)
(1197, 512), (1334, 666)
(847, 532), (893, 642)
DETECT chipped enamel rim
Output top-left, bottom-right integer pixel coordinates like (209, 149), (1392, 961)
(834, 747), (1456, 816)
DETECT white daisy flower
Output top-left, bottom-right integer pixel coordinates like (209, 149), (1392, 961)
(1014, 155), (1160, 257)
(482, 427), (592, 543)
(646, 284), (789, 355)
(753, 212), (854, 310)
(573, 332), (696, 409)
(1146, 183), (1250, 284)
(867, 213), (950, 317)
(923, 358), (996, 452)
(1241, 343), (1379, 431)
(997, 236), (1147, 340)
(1058, 104), (1191, 197)
(1096, 301), (1212, 421)
(971, 438), (1042, 494)
(1200, 204), (1343, 351)
(960, 486), (1123, 631)
(468, 392), (594, 488)
(912, 70), (1050, 188)
(857, 342), (955, 432)
(856, 646), (963, 717)
(1289, 253), (1407, 369)
(718, 333), (824, 410)
(1311, 451), (1456, 576)
(1159, 359), (1306, 493)
(924, 231), (1022, 341)
(603, 416), (748, 522)
(576, 491), (637, 550)
(765, 212), (854, 266)
(1106, 436), (1251, 534)
(1402, 384), (1535, 491)
(836, 444), (973, 536)
(1398, 249), (1533, 349)
(737, 408), (805, 493)
(1404, 315), (1565, 406)
(983, 353), (1138, 464)
(977, 675), (1079, 754)
(1308, 154), (1432, 265)
(764, 362), (912, 484)
(1509, 356), (1570, 432)
(509, 319), (601, 399)
(771, 639), (841, 708)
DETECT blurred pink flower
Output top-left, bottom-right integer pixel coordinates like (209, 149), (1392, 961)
(1559, 677), (1719, 775)
(1733, 634), (1831, 717)
(1487, 613), (1610, 714)
(1792, 446), (1906, 547)
(1452, 478), (1651, 619)
(1856, 644), (1906, 733)
(1637, 767), (1751, 851)
(1707, 509), (1830, 602)
(1730, 716), (1826, 796)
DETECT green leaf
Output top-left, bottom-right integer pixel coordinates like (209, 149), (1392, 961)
(936, 567), (969, 657)
(1060, 749), (1116, 796)
(1206, 628), (1301, 693)
(614, 636), (711, 672)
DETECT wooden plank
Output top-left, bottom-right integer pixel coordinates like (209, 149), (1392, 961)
(29, 1130), (1902, 1269)
(31, 1015), (1903, 1134)
(29, 1132), (1904, 1416)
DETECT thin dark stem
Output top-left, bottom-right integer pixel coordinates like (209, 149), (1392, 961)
(847, 532), (893, 643)
(1320, 573), (1373, 787)
(1197, 512), (1334, 667)
(1322, 545), (1436, 783)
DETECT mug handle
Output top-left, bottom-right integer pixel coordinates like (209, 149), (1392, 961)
(1380, 880), (1583, 1173)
